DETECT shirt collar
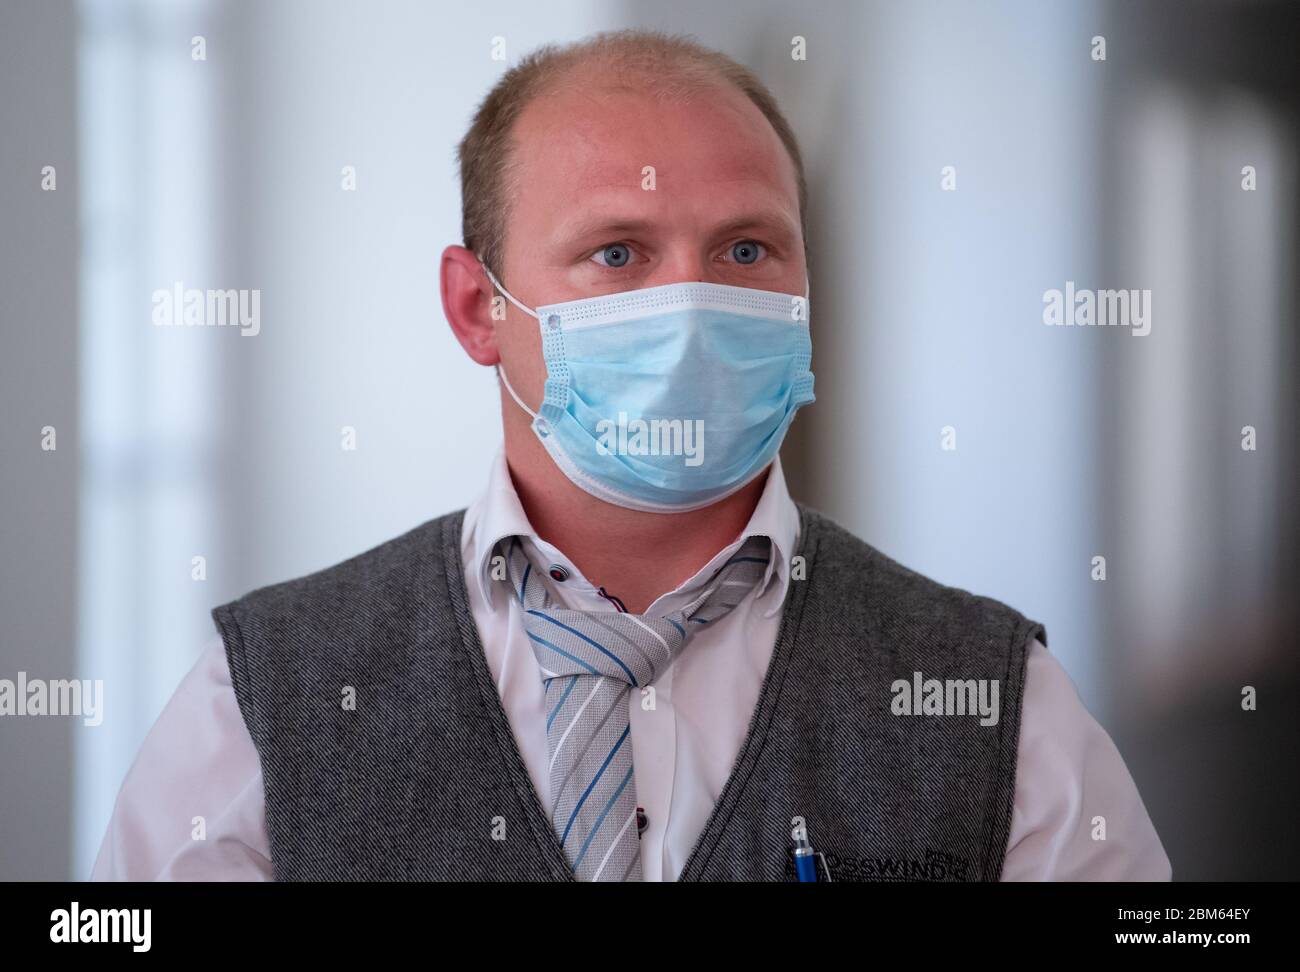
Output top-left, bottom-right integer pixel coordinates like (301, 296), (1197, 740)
(463, 447), (800, 617)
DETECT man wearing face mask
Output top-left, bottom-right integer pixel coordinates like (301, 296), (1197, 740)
(92, 30), (1170, 882)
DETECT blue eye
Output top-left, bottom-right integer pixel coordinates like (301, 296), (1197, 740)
(730, 240), (764, 265)
(593, 244), (632, 268)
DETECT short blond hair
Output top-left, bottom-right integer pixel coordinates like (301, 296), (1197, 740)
(457, 29), (808, 278)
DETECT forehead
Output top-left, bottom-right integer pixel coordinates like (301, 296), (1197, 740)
(507, 71), (800, 229)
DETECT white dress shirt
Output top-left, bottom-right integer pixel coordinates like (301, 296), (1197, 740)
(92, 451), (1171, 881)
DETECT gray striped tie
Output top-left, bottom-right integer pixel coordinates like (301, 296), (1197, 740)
(496, 535), (771, 881)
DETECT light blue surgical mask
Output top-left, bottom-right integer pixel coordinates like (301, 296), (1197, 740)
(482, 264), (815, 513)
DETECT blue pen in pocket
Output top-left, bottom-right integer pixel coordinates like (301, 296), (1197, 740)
(793, 836), (819, 882)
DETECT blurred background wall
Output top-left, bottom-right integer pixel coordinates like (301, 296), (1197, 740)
(0, 0), (80, 886)
(1, 0), (1295, 880)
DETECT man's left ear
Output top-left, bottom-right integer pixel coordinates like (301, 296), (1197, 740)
(440, 244), (499, 366)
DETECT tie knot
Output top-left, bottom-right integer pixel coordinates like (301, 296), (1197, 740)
(495, 535), (771, 688)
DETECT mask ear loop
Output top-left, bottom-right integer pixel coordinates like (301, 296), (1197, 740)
(481, 262), (540, 320)
(497, 361), (540, 422)
(479, 258), (542, 421)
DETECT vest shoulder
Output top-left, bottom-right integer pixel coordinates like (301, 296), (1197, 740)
(216, 509), (466, 624)
(797, 504), (1044, 644)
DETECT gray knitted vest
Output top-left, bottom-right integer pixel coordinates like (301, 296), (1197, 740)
(213, 505), (1044, 882)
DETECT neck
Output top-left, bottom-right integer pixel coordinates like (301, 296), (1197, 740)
(504, 422), (767, 615)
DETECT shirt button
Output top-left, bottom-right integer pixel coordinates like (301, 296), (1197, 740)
(636, 807), (648, 836)
(548, 564), (569, 582)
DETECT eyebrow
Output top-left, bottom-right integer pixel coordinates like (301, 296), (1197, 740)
(709, 211), (800, 243)
(554, 209), (800, 246)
